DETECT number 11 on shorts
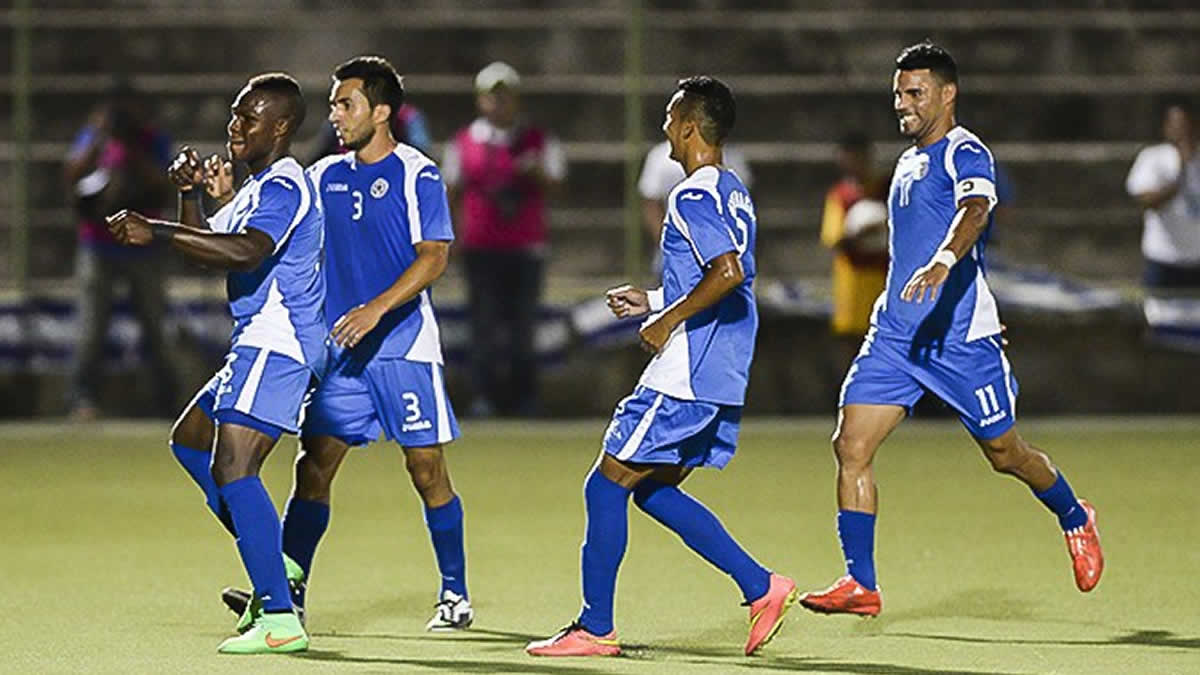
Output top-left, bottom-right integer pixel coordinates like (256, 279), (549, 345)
(974, 384), (1001, 416)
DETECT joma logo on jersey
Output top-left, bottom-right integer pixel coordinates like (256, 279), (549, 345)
(326, 183), (349, 192)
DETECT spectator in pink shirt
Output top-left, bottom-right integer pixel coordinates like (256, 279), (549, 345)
(443, 62), (566, 417)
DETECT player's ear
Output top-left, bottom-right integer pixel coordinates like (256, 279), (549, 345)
(273, 117), (293, 140)
(372, 103), (392, 127)
(940, 81), (958, 107)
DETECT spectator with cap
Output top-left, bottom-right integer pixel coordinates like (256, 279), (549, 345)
(62, 81), (177, 420)
(443, 61), (566, 417)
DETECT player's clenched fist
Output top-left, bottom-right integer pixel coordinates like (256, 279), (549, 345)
(605, 285), (650, 319)
(105, 209), (154, 246)
(203, 154), (235, 203)
(168, 146), (204, 191)
(638, 316), (675, 354)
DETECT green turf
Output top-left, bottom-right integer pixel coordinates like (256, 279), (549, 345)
(1, 418), (1197, 674)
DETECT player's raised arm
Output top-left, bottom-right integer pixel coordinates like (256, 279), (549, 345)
(105, 209), (274, 271)
(168, 146), (210, 229)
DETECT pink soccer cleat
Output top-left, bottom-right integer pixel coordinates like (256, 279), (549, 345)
(1066, 499), (1104, 592)
(800, 574), (881, 617)
(745, 574), (798, 655)
(525, 622), (621, 657)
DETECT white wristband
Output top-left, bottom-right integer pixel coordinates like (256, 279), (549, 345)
(932, 249), (958, 269)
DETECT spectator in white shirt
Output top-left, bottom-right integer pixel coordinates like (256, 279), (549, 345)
(1126, 101), (1200, 291)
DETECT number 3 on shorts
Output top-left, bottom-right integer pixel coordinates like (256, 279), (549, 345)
(402, 392), (422, 423)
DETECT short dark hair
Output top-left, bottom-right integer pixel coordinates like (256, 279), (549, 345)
(334, 55), (405, 114)
(675, 76), (736, 145)
(247, 72), (306, 134)
(896, 40), (958, 85)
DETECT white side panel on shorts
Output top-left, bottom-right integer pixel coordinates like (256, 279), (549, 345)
(432, 363), (453, 443)
(616, 392), (664, 461)
(234, 347), (271, 414)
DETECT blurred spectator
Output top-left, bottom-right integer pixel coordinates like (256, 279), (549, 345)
(62, 82), (177, 420)
(308, 101), (433, 162)
(1126, 101), (1200, 295)
(819, 132), (889, 377)
(443, 62), (566, 417)
(638, 140), (752, 273)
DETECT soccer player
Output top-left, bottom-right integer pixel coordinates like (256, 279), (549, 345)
(799, 42), (1104, 618)
(105, 73), (323, 654)
(221, 56), (471, 631)
(526, 77), (796, 658)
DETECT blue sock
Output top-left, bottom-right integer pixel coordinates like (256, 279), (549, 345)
(281, 497), (330, 607)
(219, 476), (291, 612)
(1034, 472), (1087, 531)
(577, 469), (631, 636)
(170, 442), (235, 535)
(424, 495), (467, 598)
(633, 480), (770, 604)
(838, 510), (877, 591)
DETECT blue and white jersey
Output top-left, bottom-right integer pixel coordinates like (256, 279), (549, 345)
(873, 126), (1002, 343)
(306, 144), (453, 365)
(207, 156), (326, 368)
(639, 165), (757, 406)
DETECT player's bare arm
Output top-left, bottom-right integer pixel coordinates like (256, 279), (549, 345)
(605, 285), (650, 319)
(105, 209), (273, 271)
(640, 251), (744, 353)
(900, 195), (990, 303)
(331, 240), (451, 349)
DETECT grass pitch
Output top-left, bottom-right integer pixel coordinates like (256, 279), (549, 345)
(1, 417), (1197, 674)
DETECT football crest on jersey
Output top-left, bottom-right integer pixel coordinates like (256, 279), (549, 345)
(895, 152), (930, 208)
(370, 177), (389, 199)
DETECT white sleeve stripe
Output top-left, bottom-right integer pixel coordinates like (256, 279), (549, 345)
(270, 175), (310, 254)
(666, 197), (707, 265)
(405, 159), (428, 245)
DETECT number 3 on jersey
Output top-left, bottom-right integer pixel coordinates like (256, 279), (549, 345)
(351, 190), (363, 221)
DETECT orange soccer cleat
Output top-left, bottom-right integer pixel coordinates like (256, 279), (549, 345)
(1066, 499), (1104, 592)
(525, 622), (621, 657)
(745, 574), (798, 655)
(799, 575), (881, 617)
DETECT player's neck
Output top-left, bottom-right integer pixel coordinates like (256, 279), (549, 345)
(915, 116), (956, 149)
(248, 145), (289, 175)
(683, 145), (723, 175)
(355, 131), (398, 165)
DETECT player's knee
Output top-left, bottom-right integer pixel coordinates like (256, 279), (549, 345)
(832, 433), (874, 470)
(293, 451), (335, 501)
(979, 432), (1027, 475)
(405, 450), (446, 494)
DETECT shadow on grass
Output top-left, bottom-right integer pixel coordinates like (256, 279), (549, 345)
(860, 588), (1039, 630)
(294, 648), (601, 673)
(310, 627), (540, 645)
(727, 658), (1023, 674)
(889, 628), (1200, 651)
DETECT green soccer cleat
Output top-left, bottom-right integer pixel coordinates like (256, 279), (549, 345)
(217, 611), (308, 654)
(225, 554), (307, 634)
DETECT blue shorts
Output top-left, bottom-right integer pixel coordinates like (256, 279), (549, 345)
(601, 386), (742, 469)
(194, 345), (318, 437)
(303, 355), (460, 449)
(839, 330), (1019, 439)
